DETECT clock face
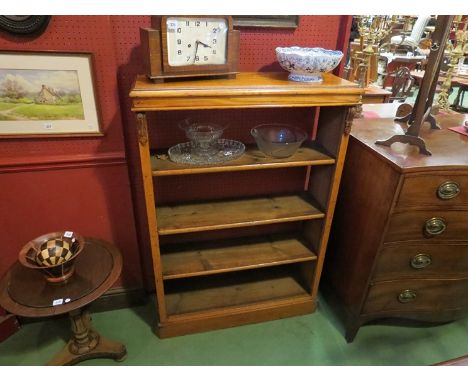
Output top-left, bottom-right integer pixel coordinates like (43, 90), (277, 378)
(166, 17), (228, 67)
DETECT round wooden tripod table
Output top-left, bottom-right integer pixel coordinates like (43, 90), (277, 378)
(0, 238), (127, 365)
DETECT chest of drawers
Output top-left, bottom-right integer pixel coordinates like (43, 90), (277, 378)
(324, 111), (468, 342)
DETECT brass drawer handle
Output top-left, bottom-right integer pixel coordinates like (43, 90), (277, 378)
(410, 254), (432, 269)
(424, 217), (447, 236)
(437, 181), (460, 200)
(398, 289), (417, 303)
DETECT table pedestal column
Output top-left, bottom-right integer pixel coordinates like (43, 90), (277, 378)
(47, 309), (127, 366)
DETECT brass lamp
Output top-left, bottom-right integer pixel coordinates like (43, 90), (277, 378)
(349, 15), (397, 88)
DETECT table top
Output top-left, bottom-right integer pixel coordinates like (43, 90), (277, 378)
(131, 72), (362, 95)
(362, 103), (460, 118)
(410, 70), (468, 86)
(363, 85), (392, 97)
(354, 104), (468, 172)
(0, 238), (122, 317)
(362, 103), (402, 118)
(130, 72), (364, 111)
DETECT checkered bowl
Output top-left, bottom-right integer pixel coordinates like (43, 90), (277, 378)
(18, 231), (85, 283)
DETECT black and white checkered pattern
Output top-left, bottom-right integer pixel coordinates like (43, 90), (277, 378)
(36, 239), (73, 266)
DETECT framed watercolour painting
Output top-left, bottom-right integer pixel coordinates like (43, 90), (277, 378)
(0, 51), (101, 137)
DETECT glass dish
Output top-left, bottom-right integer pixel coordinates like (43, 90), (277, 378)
(251, 123), (307, 158)
(168, 139), (245, 165)
(179, 119), (227, 157)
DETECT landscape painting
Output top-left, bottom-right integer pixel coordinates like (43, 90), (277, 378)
(0, 52), (101, 137)
(0, 69), (85, 121)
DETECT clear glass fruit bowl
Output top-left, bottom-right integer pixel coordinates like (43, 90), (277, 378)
(251, 123), (307, 158)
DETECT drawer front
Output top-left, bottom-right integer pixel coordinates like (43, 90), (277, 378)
(397, 174), (468, 208)
(374, 243), (468, 281)
(363, 278), (468, 314)
(384, 210), (468, 242)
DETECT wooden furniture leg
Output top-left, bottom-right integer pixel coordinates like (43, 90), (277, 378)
(47, 309), (127, 366)
(376, 107), (433, 155)
(395, 105), (441, 130)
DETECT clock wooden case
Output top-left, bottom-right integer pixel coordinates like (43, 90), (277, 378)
(140, 16), (240, 82)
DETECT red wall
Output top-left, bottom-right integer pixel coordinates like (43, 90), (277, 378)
(0, 16), (142, 288)
(0, 16), (351, 292)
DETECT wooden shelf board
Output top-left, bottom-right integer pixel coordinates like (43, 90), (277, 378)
(164, 269), (311, 316)
(130, 72), (363, 110)
(157, 194), (324, 235)
(151, 142), (335, 176)
(161, 234), (317, 280)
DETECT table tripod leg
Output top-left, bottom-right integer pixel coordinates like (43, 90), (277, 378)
(47, 308), (127, 366)
(375, 134), (432, 156)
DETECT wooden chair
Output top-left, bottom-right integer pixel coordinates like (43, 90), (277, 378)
(384, 66), (415, 102)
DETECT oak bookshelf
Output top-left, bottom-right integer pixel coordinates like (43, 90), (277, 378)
(129, 72), (362, 337)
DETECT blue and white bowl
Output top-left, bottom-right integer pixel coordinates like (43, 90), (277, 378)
(276, 46), (344, 83)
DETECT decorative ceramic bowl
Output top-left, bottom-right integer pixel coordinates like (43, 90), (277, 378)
(18, 231), (85, 283)
(276, 46), (344, 82)
(251, 123), (307, 158)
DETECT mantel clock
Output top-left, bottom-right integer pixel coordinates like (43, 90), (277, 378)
(140, 16), (240, 82)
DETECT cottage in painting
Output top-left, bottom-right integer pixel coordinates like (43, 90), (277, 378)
(35, 84), (61, 104)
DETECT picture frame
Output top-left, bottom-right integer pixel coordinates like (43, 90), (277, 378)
(232, 16), (299, 29)
(0, 51), (102, 137)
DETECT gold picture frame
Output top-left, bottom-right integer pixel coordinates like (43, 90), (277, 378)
(0, 51), (102, 137)
(233, 16), (299, 29)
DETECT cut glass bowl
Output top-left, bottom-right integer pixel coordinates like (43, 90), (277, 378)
(179, 120), (227, 157)
(168, 139), (245, 165)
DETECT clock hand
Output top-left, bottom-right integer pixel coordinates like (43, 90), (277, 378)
(192, 40), (200, 64)
(196, 40), (212, 49)
(192, 40), (212, 64)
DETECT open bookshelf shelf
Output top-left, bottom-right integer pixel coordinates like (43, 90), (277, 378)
(164, 266), (312, 316)
(157, 194), (324, 235)
(151, 141), (335, 176)
(161, 233), (318, 280)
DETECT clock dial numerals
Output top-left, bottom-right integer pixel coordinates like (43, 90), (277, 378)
(166, 17), (228, 66)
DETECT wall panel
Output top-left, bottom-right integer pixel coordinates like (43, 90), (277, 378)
(0, 16), (142, 290)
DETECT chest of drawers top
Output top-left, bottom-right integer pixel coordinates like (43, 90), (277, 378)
(351, 112), (468, 173)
